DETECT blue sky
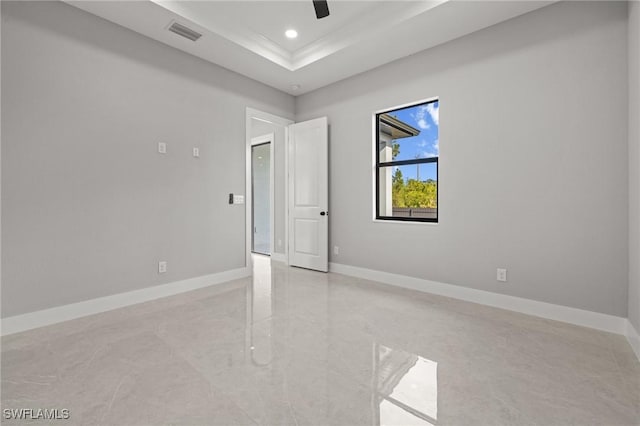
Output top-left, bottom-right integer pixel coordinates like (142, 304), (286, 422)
(388, 100), (439, 181)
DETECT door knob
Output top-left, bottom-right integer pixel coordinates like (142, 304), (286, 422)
(320, 211), (327, 216)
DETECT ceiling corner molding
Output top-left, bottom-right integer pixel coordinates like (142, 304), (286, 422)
(63, 0), (557, 95)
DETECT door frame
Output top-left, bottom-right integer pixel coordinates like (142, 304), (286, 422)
(245, 108), (294, 269)
(250, 135), (274, 256)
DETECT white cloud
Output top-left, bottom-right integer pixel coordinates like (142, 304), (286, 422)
(412, 106), (431, 130)
(416, 138), (439, 158)
(411, 103), (438, 129)
(426, 103), (439, 126)
(419, 150), (438, 158)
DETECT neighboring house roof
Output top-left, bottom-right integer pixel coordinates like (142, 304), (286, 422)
(380, 113), (421, 139)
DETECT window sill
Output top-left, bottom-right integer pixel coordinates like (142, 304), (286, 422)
(373, 219), (439, 226)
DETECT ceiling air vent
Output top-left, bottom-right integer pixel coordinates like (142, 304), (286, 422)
(168, 22), (202, 42)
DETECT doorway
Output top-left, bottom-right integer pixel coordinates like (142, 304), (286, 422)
(245, 108), (294, 268)
(251, 139), (272, 255)
(245, 109), (328, 272)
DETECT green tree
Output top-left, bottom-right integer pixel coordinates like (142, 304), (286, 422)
(392, 168), (406, 207)
(393, 177), (437, 209)
(389, 139), (438, 210)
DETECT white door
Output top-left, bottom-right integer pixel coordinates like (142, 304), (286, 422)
(288, 117), (328, 272)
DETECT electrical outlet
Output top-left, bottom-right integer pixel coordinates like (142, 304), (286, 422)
(233, 194), (245, 204)
(193, 147), (200, 158)
(497, 268), (507, 282)
(334, 246), (340, 255)
(158, 142), (167, 154)
(159, 261), (167, 274)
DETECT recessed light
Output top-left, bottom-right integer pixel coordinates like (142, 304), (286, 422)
(285, 29), (298, 39)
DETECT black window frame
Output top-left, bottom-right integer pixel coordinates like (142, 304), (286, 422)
(375, 99), (439, 223)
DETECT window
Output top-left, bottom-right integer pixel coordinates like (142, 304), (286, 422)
(373, 344), (438, 425)
(375, 99), (439, 222)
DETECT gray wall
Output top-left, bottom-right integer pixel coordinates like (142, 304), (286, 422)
(0, 0), (3, 319)
(629, 1), (640, 332)
(251, 119), (287, 255)
(296, 1), (629, 316)
(2, 0), (634, 321)
(1, 1), (294, 317)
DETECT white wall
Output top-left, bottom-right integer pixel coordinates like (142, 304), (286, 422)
(629, 0), (640, 332)
(0, 1), (294, 317)
(296, 1), (629, 316)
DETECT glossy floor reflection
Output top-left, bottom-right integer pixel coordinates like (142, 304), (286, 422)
(2, 255), (639, 425)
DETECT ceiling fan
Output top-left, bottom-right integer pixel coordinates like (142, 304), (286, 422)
(313, 0), (330, 19)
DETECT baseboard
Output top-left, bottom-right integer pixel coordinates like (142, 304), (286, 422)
(271, 253), (287, 263)
(626, 320), (640, 361)
(329, 262), (627, 335)
(4, 262), (634, 358)
(1, 267), (251, 336)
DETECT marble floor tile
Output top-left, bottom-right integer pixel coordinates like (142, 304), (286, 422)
(2, 254), (639, 425)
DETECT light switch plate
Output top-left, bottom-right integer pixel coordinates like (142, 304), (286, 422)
(233, 195), (245, 204)
(497, 268), (507, 282)
(158, 142), (167, 154)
